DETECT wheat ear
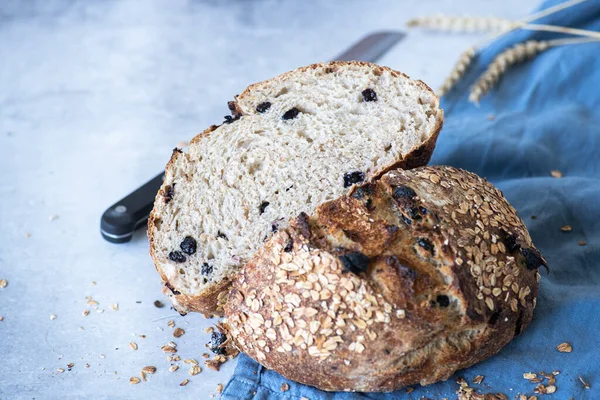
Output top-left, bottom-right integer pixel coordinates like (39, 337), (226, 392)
(407, 15), (515, 33)
(438, 47), (476, 96)
(469, 38), (600, 103)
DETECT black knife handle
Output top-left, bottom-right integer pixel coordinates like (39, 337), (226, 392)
(100, 173), (165, 243)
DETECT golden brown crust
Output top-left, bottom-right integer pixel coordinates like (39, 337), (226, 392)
(224, 166), (544, 392)
(149, 62), (444, 318)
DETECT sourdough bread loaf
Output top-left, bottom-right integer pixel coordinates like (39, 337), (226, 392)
(224, 166), (547, 392)
(148, 61), (444, 316)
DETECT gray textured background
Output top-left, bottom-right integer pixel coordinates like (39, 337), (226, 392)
(0, 0), (538, 398)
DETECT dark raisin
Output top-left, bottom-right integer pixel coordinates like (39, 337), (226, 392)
(173, 148), (183, 154)
(408, 207), (422, 220)
(284, 237), (294, 253)
(217, 231), (228, 240)
(401, 215), (412, 225)
(208, 331), (227, 355)
(500, 228), (520, 252)
(180, 236), (197, 255)
(339, 252), (370, 274)
(343, 171), (365, 188)
(419, 207), (428, 215)
(164, 184), (175, 204)
(521, 248), (547, 271)
(153, 300), (164, 308)
(259, 201), (270, 214)
(165, 282), (181, 295)
(436, 295), (450, 307)
(285, 185), (294, 191)
(418, 238), (434, 253)
(365, 198), (373, 210)
(256, 102), (272, 113)
(362, 88), (378, 102)
(169, 251), (186, 263)
(201, 262), (213, 276)
(282, 107), (300, 120)
(392, 185), (416, 200)
(271, 223), (278, 233)
(488, 310), (500, 325)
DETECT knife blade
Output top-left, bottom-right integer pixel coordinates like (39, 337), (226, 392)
(100, 31), (405, 243)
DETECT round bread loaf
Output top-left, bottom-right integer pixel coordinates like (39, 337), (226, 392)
(224, 166), (547, 392)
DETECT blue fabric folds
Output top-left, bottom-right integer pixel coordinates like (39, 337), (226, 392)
(223, 1), (600, 398)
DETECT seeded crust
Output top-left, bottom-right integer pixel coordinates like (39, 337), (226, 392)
(148, 61), (443, 317)
(224, 166), (545, 392)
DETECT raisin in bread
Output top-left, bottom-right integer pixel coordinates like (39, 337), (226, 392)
(224, 166), (547, 392)
(149, 61), (444, 317)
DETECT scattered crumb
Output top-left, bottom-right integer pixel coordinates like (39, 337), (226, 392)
(524, 372), (537, 380)
(79, 326), (84, 331)
(560, 225), (572, 232)
(473, 375), (485, 384)
(87, 299), (99, 306)
(280, 383), (290, 392)
(0, 279), (7, 288)
(487, 114), (495, 120)
(216, 383), (224, 394)
(110, 303), (119, 311)
(176, 141), (188, 149)
(203, 327), (214, 334)
(162, 345), (177, 353)
(205, 356), (226, 371)
(85, 363), (90, 368)
(26, 232), (31, 238)
(0, 316), (4, 321)
(556, 342), (572, 352)
(531, 215), (537, 219)
(57, 368), (65, 373)
(202, 353), (210, 359)
(96, 308), (104, 313)
(154, 300), (164, 308)
(579, 240), (587, 246)
(50, 314), (57, 320)
(169, 365), (179, 372)
(142, 366), (156, 374)
(130, 377), (141, 385)
(168, 341), (177, 348)
(552, 370), (560, 375)
(67, 363), (74, 369)
(579, 376), (591, 389)
(100, 354), (106, 359)
(189, 365), (202, 376)
(140, 371), (147, 382)
(406, 388), (414, 394)
(91, 281), (96, 286)
(551, 170), (563, 178)
(139, 334), (146, 338)
(167, 320), (175, 328)
(173, 355), (181, 361)
(49, 214), (59, 221)
(129, 342), (138, 351)
(180, 379), (189, 386)
(82, 310), (90, 317)
(173, 327), (185, 338)
(183, 359), (198, 365)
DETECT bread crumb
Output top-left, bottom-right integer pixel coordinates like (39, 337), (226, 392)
(0, 279), (7, 288)
(139, 334), (146, 338)
(204, 327), (214, 333)
(216, 383), (224, 394)
(169, 365), (179, 372)
(82, 310), (90, 317)
(153, 300), (164, 308)
(560, 225), (572, 232)
(167, 320), (175, 328)
(85, 363), (90, 368)
(280, 383), (290, 392)
(172, 355), (181, 361)
(180, 379), (189, 386)
(189, 365), (202, 375)
(142, 366), (156, 374)
(473, 375), (484, 384)
(551, 170), (563, 178)
(110, 303), (119, 311)
(173, 327), (185, 338)
(130, 377), (141, 384)
(49, 214), (59, 221)
(523, 372), (537, 380)
(50, 314), (57, 320)
(579, 376), (591, 389)
(202, 353), (210, 359)
(129, 342), (138, 350)
(162, 345), (176, 353)
(579, 240), (587, 246)
(556, 342), (572, 352)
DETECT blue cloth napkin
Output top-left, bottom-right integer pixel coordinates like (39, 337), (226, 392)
(223, 1), (600, 398)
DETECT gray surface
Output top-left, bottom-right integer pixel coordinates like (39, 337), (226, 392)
(0, 0), (539, 399)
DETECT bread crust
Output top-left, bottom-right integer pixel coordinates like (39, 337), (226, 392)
(149, 61), (443, 317)
(224, 166), (545, 392)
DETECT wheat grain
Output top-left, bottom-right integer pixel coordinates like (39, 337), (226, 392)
(407, 15), (515, 33)
(469, 37), (600, 103)
(437, 47), (476, 96)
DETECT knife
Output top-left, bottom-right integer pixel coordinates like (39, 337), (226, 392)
(100, 31), (405, 243)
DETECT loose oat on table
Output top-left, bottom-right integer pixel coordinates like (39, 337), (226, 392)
(203, 327), (215, 333)
(280, 383), (290, 392)
(129, 342), (138, 350)
(173, 327), (185, 338)
(579, 240), (587, 246)
(180, 379), (190, 386)
(82, 309), (90, 317)
(162, 345), (176, 353)
(167, 320), (175, 328)
(57, 368), (65, 373)
(473, 375), (485, 384)
(189, 365), (202, 375)
(129, 377), (140, 384)
(202, 353), (210, 358)
(183, 359), (198, 365)
(523, 372), (537, 380)
(173, 355), (181, 361)
(406, 388), (415, 394)
(216, 383), (224, 394)
(556, 342), (572, 352)
(550, 170), (563, 178)
(0, 279), (7, 288)
(560, 225), (572, 232)
(100, 354), (106, 358)
(169, 365), (179, 372)
(110, 303), (119, 311)
(142, 366), (156, 374)
(579, 375), (591, 389)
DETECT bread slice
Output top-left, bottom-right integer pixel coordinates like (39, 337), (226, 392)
(148, 61), (444, 316)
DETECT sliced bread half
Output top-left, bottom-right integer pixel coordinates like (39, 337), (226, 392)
(148, 61), (444, 316)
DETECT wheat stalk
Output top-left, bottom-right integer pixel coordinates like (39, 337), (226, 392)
(469, 37), (600, 103)
(435, 0), (590, 95)
(407, 15), (515, 33)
